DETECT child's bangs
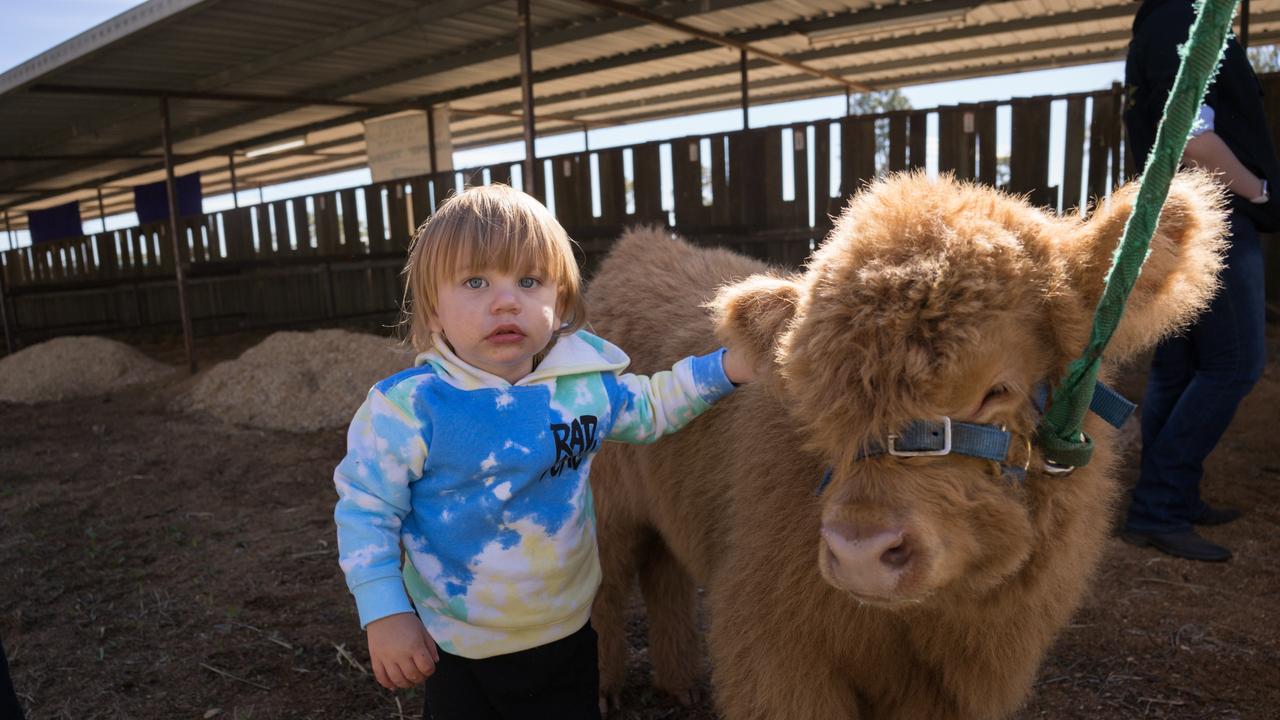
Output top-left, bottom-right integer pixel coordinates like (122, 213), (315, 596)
(436, 216), (563, 281)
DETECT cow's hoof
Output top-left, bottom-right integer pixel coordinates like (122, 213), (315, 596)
(599, 691), (622, 716)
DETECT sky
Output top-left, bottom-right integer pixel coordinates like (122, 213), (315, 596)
(0, 0), (1127, 247)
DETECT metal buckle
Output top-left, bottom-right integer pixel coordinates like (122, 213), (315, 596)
(887, 417), (952, 457)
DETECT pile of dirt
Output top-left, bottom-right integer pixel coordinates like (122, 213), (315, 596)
(0, 335), (175, 403)
(178, 329), (415, 432)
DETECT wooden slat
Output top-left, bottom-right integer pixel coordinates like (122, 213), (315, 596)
(1088, 91), (1117, 203)
(1063, 97), (1086, 213)
(728, 131), (766, 227)
(937, 110), (959, 177)
(364, 186), (386, 253)
(842, 116), (876, 196)
(763, 128), (785, 228)
(977, 106), (998, 187)
(813, 122), (832, 232)
(709, 135), (729, 226)
(1011, 100), (1052, 207)
(672, 138), (704, 230)
(1108, 83), (1125, 190)
(408, 178), (430, 229)
(908, 112), (927, 171)
(888, 114), (907, 172)
(597, 148), (626, 226)
(340, 188), (360, 250)
(254, 204), (273, 256)
(791, 126), (809, 230)
(632, 144), (664, 224)
(386, 183), (410, 252)
(292, 197), (313, 254)
(552, 155), (584, 231)
(272, 200), (292, 255)
(488, 163), (514, 186)
(315, 194), (340, 254)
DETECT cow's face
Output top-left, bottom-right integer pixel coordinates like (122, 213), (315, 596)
(714, 171), (1227, 605)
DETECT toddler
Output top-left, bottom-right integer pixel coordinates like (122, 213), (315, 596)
(333, 184), (752, 719)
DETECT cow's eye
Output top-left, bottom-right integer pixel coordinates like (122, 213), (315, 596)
(976, 384), (1011, 417)
(982, 384), (1009, 404)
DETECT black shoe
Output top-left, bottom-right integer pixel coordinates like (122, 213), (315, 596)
(1193, 506), (1243, 526)
(1120, 529), (1232, 562)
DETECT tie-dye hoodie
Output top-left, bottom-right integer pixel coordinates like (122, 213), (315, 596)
(334, 329), (735, 659)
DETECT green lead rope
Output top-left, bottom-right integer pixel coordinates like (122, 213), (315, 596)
(1037, 0), (1241, 469)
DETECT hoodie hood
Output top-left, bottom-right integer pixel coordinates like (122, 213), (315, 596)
(415, 330), (631, 389)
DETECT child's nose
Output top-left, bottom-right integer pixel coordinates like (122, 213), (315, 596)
(491, 289), (520, 313)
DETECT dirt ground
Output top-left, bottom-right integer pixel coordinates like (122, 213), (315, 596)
(1, 323), (1277, 720)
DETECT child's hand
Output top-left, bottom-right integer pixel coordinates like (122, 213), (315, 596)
(367, 612), (440, 690)
(722, 347), (758, 385)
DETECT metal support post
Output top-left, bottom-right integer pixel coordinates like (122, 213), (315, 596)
(228, 154), (240, 208)
(0, 254), (13, 355)
(582, 124), (590, 152)
(1242, 0), (1251, 48)
(427, 104), (439, 175)
(740, 49), (749, 130)
(517, 0), (537, 193)
(160, 97), (197, 374)
(97, 187), (108, 232)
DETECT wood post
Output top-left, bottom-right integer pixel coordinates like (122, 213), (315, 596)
(160, 97), (197, 373)
(517, 0), (537, 193)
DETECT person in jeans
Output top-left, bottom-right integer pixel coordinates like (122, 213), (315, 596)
(1121, 0), (1279, 561)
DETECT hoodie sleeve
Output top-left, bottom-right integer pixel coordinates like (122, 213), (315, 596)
(606, 348), (736, 444)
(333, 385), (430, 628)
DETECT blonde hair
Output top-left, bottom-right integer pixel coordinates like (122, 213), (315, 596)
(401, 184), (587, 352)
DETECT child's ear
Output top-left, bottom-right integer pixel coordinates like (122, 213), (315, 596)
(1062, 169), (1229, 361)
(708, 273), (803, 373)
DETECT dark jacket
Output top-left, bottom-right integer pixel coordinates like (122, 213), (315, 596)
(1125, 0), (1280, 231)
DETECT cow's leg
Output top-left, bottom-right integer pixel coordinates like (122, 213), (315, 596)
(707, 572), (859, 720)
(637, 535), (702, 705)
(592, 450), (644, 712)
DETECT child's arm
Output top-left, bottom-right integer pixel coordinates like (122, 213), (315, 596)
(606, 347), (741, 444)
(334, 386), (437, 688)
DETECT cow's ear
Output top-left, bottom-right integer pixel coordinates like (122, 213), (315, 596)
(708, 273), (802, 372)
(1064, 169), (1229, 361)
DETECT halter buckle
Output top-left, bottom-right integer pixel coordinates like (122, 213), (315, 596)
(887, 417), (952, 457)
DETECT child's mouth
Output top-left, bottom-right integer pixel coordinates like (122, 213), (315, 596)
(487, 325), (525, 344)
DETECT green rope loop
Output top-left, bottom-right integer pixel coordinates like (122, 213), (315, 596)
(1037, 0), (1241, 468)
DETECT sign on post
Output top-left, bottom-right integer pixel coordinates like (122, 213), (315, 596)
(365, 107), (452, 183)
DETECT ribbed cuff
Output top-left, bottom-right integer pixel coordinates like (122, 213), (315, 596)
(352, 575), (415, 629)
(690, 347), (737, 404)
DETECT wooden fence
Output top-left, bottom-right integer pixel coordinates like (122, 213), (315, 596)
(1, 79), (1275, 347)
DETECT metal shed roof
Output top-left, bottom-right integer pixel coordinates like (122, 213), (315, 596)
(2, 0), (1275, 229)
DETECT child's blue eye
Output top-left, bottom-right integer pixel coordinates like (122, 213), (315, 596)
(465, 277), (487, 289)
(519, 277), (539, 289)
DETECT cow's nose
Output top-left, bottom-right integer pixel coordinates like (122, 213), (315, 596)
(821, 520), (913, 597)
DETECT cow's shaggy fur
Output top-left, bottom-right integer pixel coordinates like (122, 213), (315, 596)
(586, 171), (1227, 719)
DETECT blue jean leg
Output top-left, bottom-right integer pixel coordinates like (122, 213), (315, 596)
(1124, 212), (1267, 533)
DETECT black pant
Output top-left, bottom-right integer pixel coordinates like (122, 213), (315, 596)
(424, 621), (601, 720)
(1, 639), (23, 720)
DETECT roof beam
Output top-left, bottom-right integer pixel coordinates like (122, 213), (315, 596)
(28, 84), (389, 109)
(572, 0), (868, 91)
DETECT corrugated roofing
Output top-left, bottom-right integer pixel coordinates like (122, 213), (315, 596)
(2, 0), (1276, 228)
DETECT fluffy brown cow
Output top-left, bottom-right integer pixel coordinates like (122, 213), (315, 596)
(586, 171), (1227, 719)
